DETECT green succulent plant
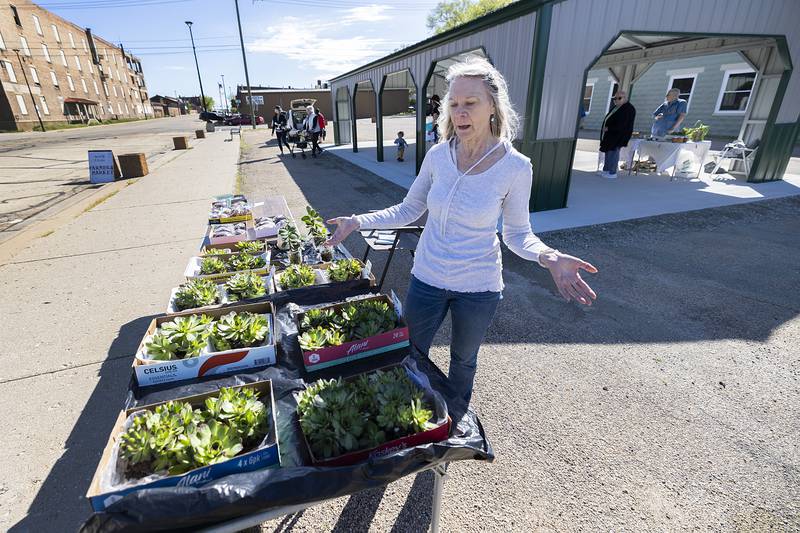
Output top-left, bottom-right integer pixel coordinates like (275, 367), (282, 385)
(279, 264), (315, 290)
(174, 278), (220, 310)
(119, 388), (270, 479)
(300, 308), (336, 330)
(327, 258), (362, 282)
(200, 257), (226, 275)
(298, 326), (329, 351)
(188, 421), (244, 467)
(235, 240), (265, 254)
(296, 368), (434, 460)
(301, 206), (329, 244)
(210, 311), (269, 351)
(226, 253), (266, 272)
(225, 272), (266, 302)
(278, 222), (303, 251)
(158, 314), (213, 358)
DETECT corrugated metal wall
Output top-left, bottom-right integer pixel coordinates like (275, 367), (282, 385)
(539, 0), (800, 140)
(330, 11), (536, 140)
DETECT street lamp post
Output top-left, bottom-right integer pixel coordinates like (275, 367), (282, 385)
(221, 74), (229, 113)
(13, 49), (46, 132)
(234, 0), (256, 129)
(184, 21), (207, 112)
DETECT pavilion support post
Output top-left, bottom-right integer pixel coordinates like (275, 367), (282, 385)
(351, 88), (358, 153)
(375, 89), (384, 162)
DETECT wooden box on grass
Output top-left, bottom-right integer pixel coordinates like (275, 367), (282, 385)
(86, 380), (280, 511)
(117, 153), (148, 178)
(133, 301), (277, 387)
(173, 136), (189, 150)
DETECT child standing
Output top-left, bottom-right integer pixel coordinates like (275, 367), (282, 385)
(394, 131), (408, 162)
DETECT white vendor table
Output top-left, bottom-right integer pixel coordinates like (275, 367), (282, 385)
(621, 139), (712, 179)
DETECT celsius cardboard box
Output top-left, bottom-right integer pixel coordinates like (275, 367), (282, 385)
(133, 301), (277, 387)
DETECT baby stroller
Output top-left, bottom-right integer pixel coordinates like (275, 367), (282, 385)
(286, 107), (310, 159)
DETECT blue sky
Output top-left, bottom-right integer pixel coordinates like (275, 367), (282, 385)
(45, 0), (440, 105)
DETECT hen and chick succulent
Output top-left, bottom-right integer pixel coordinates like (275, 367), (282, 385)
(327, 258), (362, 282)
(173, 278), (221, 311)
(119, 387), (269, 478)
(225, 272), (267, 302)
(144, 311), (269, 360)
(278, 264), (316, 290)
(296, 368), (435, 460)
(298, 298), (398, 351)
(199, 254), (267, 276)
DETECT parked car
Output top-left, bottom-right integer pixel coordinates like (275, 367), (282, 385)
(199, 111), (224, 122)
(225, 114), (265, 126)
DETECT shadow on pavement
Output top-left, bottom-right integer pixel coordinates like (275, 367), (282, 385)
(9, 315), (156, 533)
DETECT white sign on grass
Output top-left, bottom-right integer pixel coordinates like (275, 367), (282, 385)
(88, 150), (116, 183)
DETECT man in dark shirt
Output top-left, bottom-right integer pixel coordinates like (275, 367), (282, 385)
(599, 90), (636, 179)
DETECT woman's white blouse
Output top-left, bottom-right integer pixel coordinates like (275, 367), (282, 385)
(355, 140), (550, 293)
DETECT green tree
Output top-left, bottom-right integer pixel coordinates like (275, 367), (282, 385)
(203, 96), (215, 110)
(427, 0), (514, 34)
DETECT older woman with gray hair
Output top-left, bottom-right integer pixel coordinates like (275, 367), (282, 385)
(326, 56), (597, 404)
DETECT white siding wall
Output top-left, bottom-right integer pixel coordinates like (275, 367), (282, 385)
(540, 0), (800, 139)
(330, 12), (536, 139)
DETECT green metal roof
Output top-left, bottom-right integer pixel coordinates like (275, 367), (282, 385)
(329, 0), (562, 82)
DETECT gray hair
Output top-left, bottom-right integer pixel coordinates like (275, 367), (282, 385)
(437, 55), (520, 142)
(667, 88), (681, 97)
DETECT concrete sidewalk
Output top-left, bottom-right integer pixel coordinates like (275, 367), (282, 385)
(0, 130), (239, 531)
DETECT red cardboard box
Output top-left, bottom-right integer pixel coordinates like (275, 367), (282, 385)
(296, 293), (408, 372)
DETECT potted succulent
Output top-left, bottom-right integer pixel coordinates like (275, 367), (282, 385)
(224, 272), (267, 302)
(277, 222), (302, 251)
(209, 311), (270, 352)
(235, 240), (267, 254)
(683, 120), (710, 142)
(326, 258), (363, 282)
(276, 263), (316, 290)
(143, 314), (213, 361)
(301, 206), (329, 245)
(170, 278), (223, 313)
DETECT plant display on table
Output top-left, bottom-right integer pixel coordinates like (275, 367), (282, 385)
(327, 258), (362, 282)
(227, 253), (266, 272)
(173, 278), (221, 311)
(682, 120), (710, 142)
(119, 387), (269, 479)
(278, 264), (316, 290)
(297, 299), (398, 350)
(235, 240), (265, 254)
(200, 257), (226, 275)
(210, 311), (269, 351)
(301, 206), (329, 245)
(296, 368), (436, 459)
(225, 272), (267, 302)
(144, 315), (213, 360)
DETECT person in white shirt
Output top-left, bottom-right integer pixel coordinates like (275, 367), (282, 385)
(303, 105), (323, 157)
(326, 56), (597, 404)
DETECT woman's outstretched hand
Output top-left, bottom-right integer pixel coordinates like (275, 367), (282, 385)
(325, 216), (360, 246)
(540, 252), (598, 306)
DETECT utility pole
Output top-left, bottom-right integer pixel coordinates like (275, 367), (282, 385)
(185, 21), (207, 112)
(221, 74), (229, 113)
(13, 49), (45, 132)
(234, 0), (256, 129)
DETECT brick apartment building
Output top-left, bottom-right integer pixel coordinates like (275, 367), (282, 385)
(0, 0), (152, 131)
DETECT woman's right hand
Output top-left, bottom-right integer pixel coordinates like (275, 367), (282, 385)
(325, 216), (360, 246)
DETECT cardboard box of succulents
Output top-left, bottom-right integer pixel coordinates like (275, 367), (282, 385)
(133, 301), (277, 387)
(296, 364), (450, 467)
(295, 293), (409, 372)
(184, 250), (271, 282)
(272, 258), (375, 296)
(87, 380), (280, 511)
(200, 236), (275, 254)
(166, 272), (274, 315)
(205, 220), (253, 245)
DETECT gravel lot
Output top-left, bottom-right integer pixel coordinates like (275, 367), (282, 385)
(238, 128), (799, 532)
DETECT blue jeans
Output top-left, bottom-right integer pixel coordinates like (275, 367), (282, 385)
(602, 148), (620, 174)
(404, 276), (501, 404)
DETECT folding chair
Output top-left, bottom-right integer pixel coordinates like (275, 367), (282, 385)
(711, 140), (758, 176)
(360, 226), (424, 292)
